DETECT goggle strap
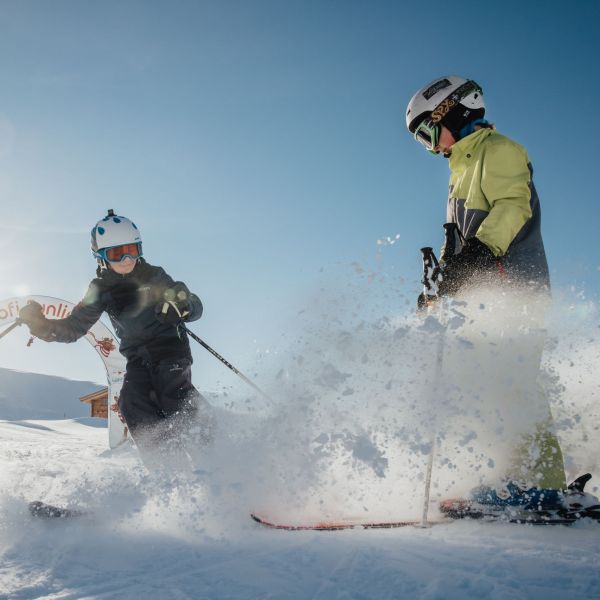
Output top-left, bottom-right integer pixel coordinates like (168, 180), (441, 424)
(430, 80), (481, 124)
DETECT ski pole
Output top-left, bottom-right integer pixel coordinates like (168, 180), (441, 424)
(182, 325), (273, 403)
(417, 223), (460, 525)
(0, 319), (22, 341)
(420, 300), (447, 527)
(417, 246), (445, 527)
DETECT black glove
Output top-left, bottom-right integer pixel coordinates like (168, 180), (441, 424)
(155, 282), (192, 325)
(19, 301), (55, 340)
(438, 238), (498, 296)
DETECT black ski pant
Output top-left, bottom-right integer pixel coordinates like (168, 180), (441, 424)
(118, 357), (203, 456)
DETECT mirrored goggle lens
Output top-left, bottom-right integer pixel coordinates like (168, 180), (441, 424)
(104, 243), (142, 262)
(414, 120), (439, 151)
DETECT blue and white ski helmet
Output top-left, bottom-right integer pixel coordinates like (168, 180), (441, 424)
(91, 209), (142, 258)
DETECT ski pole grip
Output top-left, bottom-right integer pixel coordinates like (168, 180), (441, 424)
(420, 247), (439, 285)
(417, 247), (441, 313)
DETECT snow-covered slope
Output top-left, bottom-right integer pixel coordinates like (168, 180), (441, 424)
(1, 287), (600, 599)
(0, 418), (599, 600)
(0, 368), (103, 421)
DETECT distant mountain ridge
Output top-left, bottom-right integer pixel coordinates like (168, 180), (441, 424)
(0, 367), (103, 421)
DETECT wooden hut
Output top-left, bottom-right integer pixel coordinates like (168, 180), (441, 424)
(80, 388), (108, 419)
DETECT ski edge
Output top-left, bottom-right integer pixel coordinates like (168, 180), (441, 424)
(250, 513), (449, 530)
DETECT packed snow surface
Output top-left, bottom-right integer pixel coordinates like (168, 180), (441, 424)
(1, 417), (599, 600)
(1, 283), (600, 599)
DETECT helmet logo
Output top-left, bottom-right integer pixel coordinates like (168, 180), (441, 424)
(423, 78), (452, 100)
(431, 96), (458, 123)
(430, 80), (482, 124)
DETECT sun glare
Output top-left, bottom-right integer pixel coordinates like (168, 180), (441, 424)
(12, 284), (31, 297)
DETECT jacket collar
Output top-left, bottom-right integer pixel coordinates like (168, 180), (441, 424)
(448, 128), (493, 168)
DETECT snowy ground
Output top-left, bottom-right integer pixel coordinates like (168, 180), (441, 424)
(0, 419), (599, 600)
(2, 286), (600, 599)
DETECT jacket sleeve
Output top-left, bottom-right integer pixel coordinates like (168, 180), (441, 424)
(45, 281), (106, 343)
(476, 140), (533, 256)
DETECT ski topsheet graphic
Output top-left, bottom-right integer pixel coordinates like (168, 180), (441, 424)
(250, 513), (447, 530)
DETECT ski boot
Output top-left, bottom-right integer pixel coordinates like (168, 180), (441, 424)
(440, 482), (562, 522)
(440, 474), (600, 524)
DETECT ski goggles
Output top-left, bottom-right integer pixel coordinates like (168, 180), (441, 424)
(413, 118), (441, 153)
(97, 243), (143, 263)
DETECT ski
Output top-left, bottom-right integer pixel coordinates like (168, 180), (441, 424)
(250, 513), (449, 530)
(29, 500), (86, 519)
(252, 507), (600, 530)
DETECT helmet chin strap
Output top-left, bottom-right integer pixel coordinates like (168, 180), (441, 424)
(96, 259), (109, 276)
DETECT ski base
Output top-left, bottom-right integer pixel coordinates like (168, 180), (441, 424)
(250, 513), (447, 530)
(29, 500), (86, 519)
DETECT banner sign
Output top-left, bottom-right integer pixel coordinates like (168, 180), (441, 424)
(0, 296), (128, 448)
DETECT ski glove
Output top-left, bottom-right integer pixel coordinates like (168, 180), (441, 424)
(18, 300), (55, 340)
(438, 238), (498, 296)
(155, 282), (193, 325)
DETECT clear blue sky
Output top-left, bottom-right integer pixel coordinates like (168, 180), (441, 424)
(1, 0), (599, 387)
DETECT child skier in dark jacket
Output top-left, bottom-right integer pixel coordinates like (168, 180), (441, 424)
(19, 210), (209, 462)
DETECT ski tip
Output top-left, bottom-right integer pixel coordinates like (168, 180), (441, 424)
(250, 513), (337, 530)
(251, 513), (355, 530)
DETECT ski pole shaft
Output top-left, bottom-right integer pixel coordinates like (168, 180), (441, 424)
(420, 306), (447, 526)
(182, 325), (273, 403)
(0, 319), (22, 341)
(421, 436), (436, 527)
(418, 224), (461, 521)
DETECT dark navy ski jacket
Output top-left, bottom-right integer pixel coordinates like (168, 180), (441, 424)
(43, 259), (202, 364)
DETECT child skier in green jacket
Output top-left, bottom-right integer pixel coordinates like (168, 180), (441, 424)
(405, 76), (575, 516)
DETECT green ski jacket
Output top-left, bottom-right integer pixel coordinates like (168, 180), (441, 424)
(446, 128), (550, 289)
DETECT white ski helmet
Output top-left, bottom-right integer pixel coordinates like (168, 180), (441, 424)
(406, 75), (485, 135)
(91, 209), (142, 259)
